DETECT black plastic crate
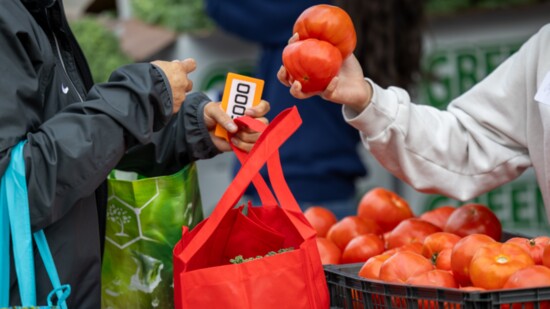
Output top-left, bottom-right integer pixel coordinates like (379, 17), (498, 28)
(324, 263), (550, 309)
(324, 232), (550, 309)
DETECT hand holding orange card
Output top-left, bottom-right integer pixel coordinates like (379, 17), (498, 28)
(215, 73), (265, 141)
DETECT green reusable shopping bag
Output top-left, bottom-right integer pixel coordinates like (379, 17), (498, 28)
(101, 163), (203, 309)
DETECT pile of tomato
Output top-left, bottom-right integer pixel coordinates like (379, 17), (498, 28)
(305, 187), (550, 293)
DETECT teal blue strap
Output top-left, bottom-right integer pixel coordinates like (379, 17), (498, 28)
(5, 141), (36, 306)
(0, 167), (11, 306)
(34, 231), (69, 309)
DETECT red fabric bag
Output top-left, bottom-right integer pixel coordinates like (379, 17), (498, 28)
(173, 107), (329, 309)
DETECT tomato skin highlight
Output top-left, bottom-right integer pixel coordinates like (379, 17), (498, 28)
(282, 39), (342, 93)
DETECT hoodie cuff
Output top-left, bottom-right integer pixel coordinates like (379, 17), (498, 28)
(342, 78), (401, 138)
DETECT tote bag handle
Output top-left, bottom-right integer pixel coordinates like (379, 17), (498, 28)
(0, 141), (70, 308)
(180, 107), (307, 263)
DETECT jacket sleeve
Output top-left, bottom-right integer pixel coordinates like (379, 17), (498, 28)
(22, 63), (174, 231)
(342, 25), (550, 201)
(115, 92), (221, 177)
(0, 3), (176, 230)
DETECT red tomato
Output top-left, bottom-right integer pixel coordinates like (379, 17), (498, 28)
(293, 4), (356, 59)
(385, 218), (442, 250)
(450, 233), (496, 286)
(358, 251), (395, 280)
(379, 251), (434, 283)
(419, 206), (456, 230)
(421, 232), (462, 263)
(443, 203), (502, 241)
(469, 242), (535, 290)
(358, 187), (414, 233)
(502, 265), (550, 309)
(543, 243), (550, 268)
(505, 236), (550, 265)
(304, 206), (337, 237)
(326, 215), (382, 251)
(315, 237), (341, 265)
(434, 248), (452, 271)
(282, 39), (342, 93)
(342, 233), (385, 264)
(406, 269), (458, 288)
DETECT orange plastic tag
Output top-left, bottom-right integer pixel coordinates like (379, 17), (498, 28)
(214, 73), (265, 141)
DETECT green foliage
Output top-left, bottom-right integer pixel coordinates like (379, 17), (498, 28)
(229, 248), (295, 264)
(131, 0), (214, 33)
(70, 16), (132, 83)
(426, 0), (543, 15)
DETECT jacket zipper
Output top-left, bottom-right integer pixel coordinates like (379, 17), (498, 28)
(45, 8), (84, 103)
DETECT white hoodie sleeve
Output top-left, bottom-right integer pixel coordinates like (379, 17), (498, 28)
(341, 25), (550, 201)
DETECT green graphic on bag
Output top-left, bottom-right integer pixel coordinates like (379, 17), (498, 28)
(101, 164), (203, 309)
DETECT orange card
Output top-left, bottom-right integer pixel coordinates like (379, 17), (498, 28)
(214, 73), (265, 141)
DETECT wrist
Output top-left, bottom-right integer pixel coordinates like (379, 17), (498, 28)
(349, 78), (373, 113)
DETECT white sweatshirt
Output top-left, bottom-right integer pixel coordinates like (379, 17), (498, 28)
(343, 24), (550, 219)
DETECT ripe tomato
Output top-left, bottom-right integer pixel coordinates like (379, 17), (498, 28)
(379, 251), (434, 283)
(421, 232), (462, 263)
(304, 206), (338, 237)
(315, 237), (341, 265)
(406, 269), (459, 309)
(385, 218), (441, 250)
(469, 242), (535, 290)
(443, 203), (502, 241)
(505, 236), (550, 265)
(406, 269), (458, 288)
(450, 233), (496, 286)
(282, 38), (342, 93)
(342, 233), (385, 264)
(326, 215), (382, 251)
(419, 205), (456, 230)
(543, 243), (550, 268)
(502, 265), (550, 309)
(357, 187), (414, 233)
(293, 4), (356, 59)
(434, 248), (452, 271)
(358, 251), (395, 280)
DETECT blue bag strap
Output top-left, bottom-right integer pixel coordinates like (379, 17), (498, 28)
(34, 231), (69, 309)
(0, 165), (11, 306)
(5, 141), (36, 306)
(3, 141), (70, 308)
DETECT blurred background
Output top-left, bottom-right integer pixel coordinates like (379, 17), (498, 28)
(64, 0), (550, 235)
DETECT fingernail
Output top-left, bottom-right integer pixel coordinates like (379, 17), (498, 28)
(245, 109), (255, 116)
(226, 123), (237, 132)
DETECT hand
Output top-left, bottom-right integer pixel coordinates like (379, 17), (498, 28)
(277, 36), (373, 113)
(203, 100), (270, 152)
(151, 58), (196, 114)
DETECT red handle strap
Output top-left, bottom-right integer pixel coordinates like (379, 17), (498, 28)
(181, 107), (307, 263)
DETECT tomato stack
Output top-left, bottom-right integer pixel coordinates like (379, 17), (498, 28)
(282, 4), (356, 93)
(305, 187), (550, 295)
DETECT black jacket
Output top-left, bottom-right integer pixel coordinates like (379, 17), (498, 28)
(1, 0), (219, 307)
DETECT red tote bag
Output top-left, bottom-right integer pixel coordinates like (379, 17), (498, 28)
(173, 107), (329, 309)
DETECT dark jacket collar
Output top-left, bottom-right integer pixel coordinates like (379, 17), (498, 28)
(21, 0), (57, 11)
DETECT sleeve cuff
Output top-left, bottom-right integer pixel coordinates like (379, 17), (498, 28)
(342, 78), (402, 138)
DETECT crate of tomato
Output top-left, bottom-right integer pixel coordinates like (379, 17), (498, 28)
(304, 188), (550, 309)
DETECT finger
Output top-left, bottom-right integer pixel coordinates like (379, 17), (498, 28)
(289, 81), (314, 99)
(211, 136), (232, 152)
(320, 77), (339, 101)
(288, 33), (299, 44)
(230, 137), (253, 153)
(245, 100), (270, 117)
(234, 131), (262, 144)
(206, 103), (238, 132)
(180, 58), (197, 73)
(277, 66), (291, 87)
(185, 79), (194, 92)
